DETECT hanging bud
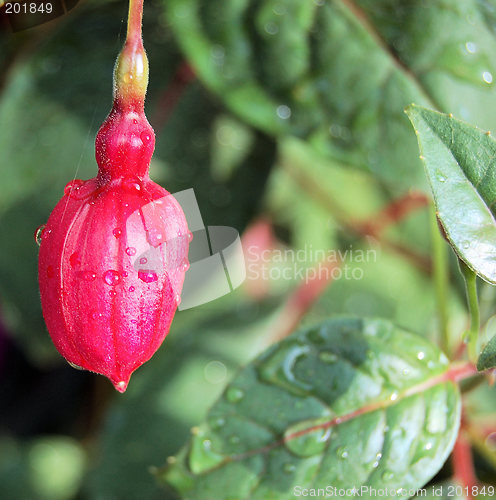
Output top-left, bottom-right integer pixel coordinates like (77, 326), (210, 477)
(37, 0), (190, 392)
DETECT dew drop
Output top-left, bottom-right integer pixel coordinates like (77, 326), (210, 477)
(225, 386), (244, 403)
(128, 286), (135, 292)
(465, 41), (477, 54)
(181, 259), (190, 271)
(228, 435), (240, 445)
(126, 247), (137, 256)
(132, 118), (138, 125)
(284, 418), (332, 458)
(462, 241), (470, 249)
(47, 266), (55, 279)
(139, 257), (148, 265)
(69, 252), (81, 268)
(79, 271), (97, 282)
(138, 270), (158, 283)
(140, 131), (152, 144)
(34, 224), (47, 246)
(189, 436), (225, 474)
(417, 351), (425, 360)
(147, 228), (164, 247)
(336, 447), (348, 459)
(112, 228), (122, 238)
(390, 392), (398, 401)
(187, 231), (194, 242)
(64, 179), (85, 197)
(483, 71), (493, 84)
(382, 470), (394, 481)
(258, 343), (311, 396)
(283, 463), (296, 474)
(175, 293), (181, 305)
(276, 104), (291, 120)
(103, 270), (121, 286)
(208, 417), (225, 430)
(319, 351), (338, 363)
(67, 361), (84, 371)
(122, 177), (143, 193)
(109, 290), (117, 297)
(265, 21), (278, 34)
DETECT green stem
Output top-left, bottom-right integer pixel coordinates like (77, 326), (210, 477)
(458, 258), (480, 363)
(430, 205), (450, 355)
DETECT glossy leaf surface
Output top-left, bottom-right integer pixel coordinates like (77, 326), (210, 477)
(161, 318), (461, 499)
(407, 105), (496, 284)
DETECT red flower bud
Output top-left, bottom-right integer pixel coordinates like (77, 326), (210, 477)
(37, 0), (189, 392)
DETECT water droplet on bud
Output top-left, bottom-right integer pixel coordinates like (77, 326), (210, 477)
(147, 228), (164, 247)
(138, 270), (158, 283)
(187, 231), (194, 242)
(122, 177), (143, 193)
(79, 271), (97, 282)
(129, 286), (135, 292)
(35, 224), (47, 246)
(126, 247), (136, 256)
(175, 293), (181, 305)
(47, 266), (55, 279)
(112, 228), (122, 238)
(139, 257), (147, 264)
(103, 270), (121, 286)
(140, 131), (152, 144)
(69, 252), (81, 268)
(67, 361), (84, 371)
(181, 259), (190, 271)
(64, 179), (85, 197)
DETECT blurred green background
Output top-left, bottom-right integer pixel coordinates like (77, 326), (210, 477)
(2, 0), (496, 498)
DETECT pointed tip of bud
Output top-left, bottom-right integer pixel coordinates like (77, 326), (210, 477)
(113, 378), (130, 393)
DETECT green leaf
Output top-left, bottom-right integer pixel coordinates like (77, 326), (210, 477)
(477, 334), (496, 371)
(159, 317), (461, 500)
(406, 104), (496, 284)
(165, 0), (496, 189)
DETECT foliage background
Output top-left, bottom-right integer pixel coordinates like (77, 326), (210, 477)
(1, 0), (496, 498)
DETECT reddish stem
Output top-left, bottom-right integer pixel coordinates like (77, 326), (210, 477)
(452, 425), (478, 499)
(284, 162), (432, 274)
(357, 191), (430, 237)
(270, 259), (342, 343)
(151, 62), (196, 134)
(203, 362), (477, 465)
(126, 0), (144, 44)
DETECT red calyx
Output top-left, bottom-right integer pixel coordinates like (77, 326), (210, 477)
(37, 0), (190, 392)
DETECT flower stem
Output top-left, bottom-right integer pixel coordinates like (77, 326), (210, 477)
(458, 258), (480, 363)
(430, 205), (450, 355)
(113, 0), (148, 109)
(127, 0), (144, 44)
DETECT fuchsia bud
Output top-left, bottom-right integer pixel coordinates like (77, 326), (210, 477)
(37, 0), (189, 392)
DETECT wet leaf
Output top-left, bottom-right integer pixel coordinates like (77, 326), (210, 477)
(159, 317), (461, 500)
(164, 0), (496, 189)
(477, 333), (496, 371)
(406, 105), (496, 284)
